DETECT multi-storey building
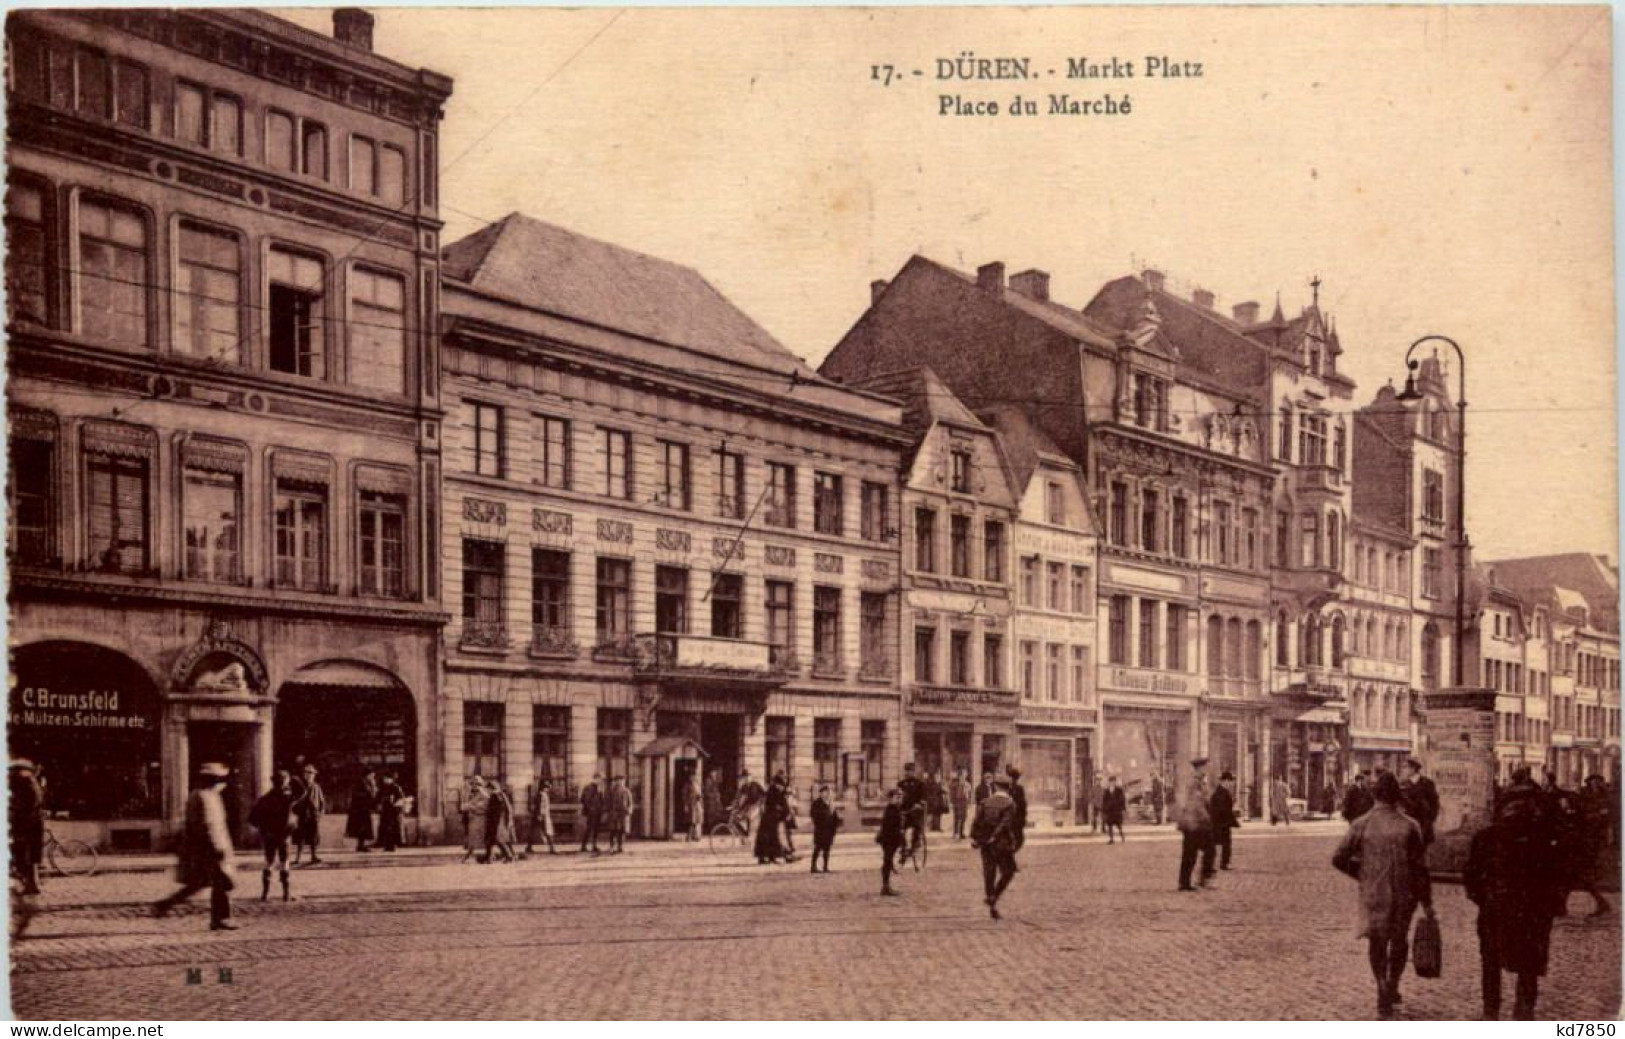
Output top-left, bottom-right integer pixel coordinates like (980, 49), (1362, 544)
(5, 9), (452, 846)
(1472, 569), (1538, 779)
(437, 214), (910, 839)
(983, 406), (1099, 824)
(822, 261), (1277, 816)
(846, 369), (1019, 788)
(1345, 517), (1418, 776)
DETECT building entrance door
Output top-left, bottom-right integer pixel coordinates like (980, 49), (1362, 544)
(186, 721), (257, 844)
(699, 714), (742, 804)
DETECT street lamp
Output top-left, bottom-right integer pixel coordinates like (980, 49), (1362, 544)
(1395, 335), (1468, 688)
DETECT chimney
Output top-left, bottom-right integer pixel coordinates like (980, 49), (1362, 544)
(1142, 268), (1165, 292)
(1192, 288), (1216, 310)
(1008, 269), (1051, 303)
(1232, 301), (1260, 325)
(870, 279), (888, 306)
(976, 262), (1006, 293)
(333, 8), (375, 51)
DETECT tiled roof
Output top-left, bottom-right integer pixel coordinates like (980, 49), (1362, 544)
(850, 366), (986, 433)
(1485, 554), (1620, 627)
(911, 256), (1119, 349)
(442, 213), (817, 380)
(1083, 276), (1269, 396)
(978, 404), (1069, 492)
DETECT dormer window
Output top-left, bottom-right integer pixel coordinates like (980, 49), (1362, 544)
(1132, 372), (1167, 430)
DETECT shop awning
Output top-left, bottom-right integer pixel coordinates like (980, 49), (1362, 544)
(284, 662), (403, 689)
(635, 736), (708, 759)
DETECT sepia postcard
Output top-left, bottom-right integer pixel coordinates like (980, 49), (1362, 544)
(3, 3), (1619, 1023)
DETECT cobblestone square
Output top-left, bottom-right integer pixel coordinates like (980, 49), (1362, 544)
(10, 829), (1619, 1020)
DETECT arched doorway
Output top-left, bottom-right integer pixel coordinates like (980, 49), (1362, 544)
(274, 662), (416, 816)
(9, 642), (163, 821)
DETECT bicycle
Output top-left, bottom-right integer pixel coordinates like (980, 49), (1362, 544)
(896, 807), (928, 872)
(44, 827), (97, 878)
(707, 812), (751, 854)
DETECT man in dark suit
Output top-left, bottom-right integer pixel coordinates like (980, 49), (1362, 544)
(809, 784), (841, 873)
(1005, 764), (1028, 854)
(1210, 770), (1241, 870)
(1342, 772), (1375, 823)
(972, 776), (1021, 919)
(876, 787), (905, 896)
(578, 773), (604, 854)
(1399, 758), (1442, 845)
(1102, 776), (1127, 844)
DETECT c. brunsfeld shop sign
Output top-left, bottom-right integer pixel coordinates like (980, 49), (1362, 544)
(9, 685), (155, 731)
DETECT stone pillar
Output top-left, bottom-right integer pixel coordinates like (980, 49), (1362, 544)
(1421, 687), (1497, 874)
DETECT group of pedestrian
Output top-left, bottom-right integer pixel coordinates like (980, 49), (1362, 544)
(575, 774), (634, 855)
(876, 761), (1028, 920)
(1174, 757), (1242, 890)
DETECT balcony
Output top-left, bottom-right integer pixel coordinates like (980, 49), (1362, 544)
(857, 656), (894, 684)
(1418, 514), (1447, 539)
(1274, 665), (1346, 701)
(1296, 464), (1343, 494)
(529, 625), (580, 659)
(1207, 675), (1263, 700)
(593, 633), (640, 663)
(769, 646), (800, 676)
(460, 620), (510, 652)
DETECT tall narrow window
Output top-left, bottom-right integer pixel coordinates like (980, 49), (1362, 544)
(267, 248), (325, 378)
(711, 573), (743, 639)
(6, 181), (49, 325)
(984, 634), (1004, 689)
(715, 449), (745, 519)
(301, 121), (328, 179)
(1109, 595), (1129, 665)
(1046, 644), (1063, 702)
(532, 549), (571, 639)
(861, 481), (888, 541)
(84, 450), (149, 573)
(176, 82), (207, 145)
(861, 592), (889, 675)
(915, 628), (937, 684)
(602, 430), (631, 499)
(1109, 481), (1128, 546)
(1242, 508), (1259, 570)
(1171, 496), (1189, 558)
(862, 721), (886, 792)
(595, 558), (632, 643)
(1278, 406), (1293, 462)
(274, 480), (327, 590)
(461, 540), (504, 630)
(1245, 620), (1262, 681)
(1226, 617), (1243, 677)
(914, 508), (937, 572)
(350, 135), (378, 196)
(1071, 565), (1090, 614)
(949, 630), (970, 685)
(766, 580), (795, 667)
(1046, 482), (1066, 525)
(1071, 646), (1088, 704)
(182, 467), (240, 583)
(1021, 557), (1039, 607)
(379, 146), (407, 207)
(266, 110), (296, 171)
(358, 491), (405, 597)
(814, 718), (841, 784)
(113, 60), (146, 129)
(463, 703), (503, 780)
(814, 472), (844, 536)
(1300, 512), (1321, 568)
(655, 565), (688, 634)
(532, 706), (570, 794)
(951, 449), (971, 493)
(536, 416), (570, 489)
(1166, 604), (1186, 670)
(212, 94), (242, 156)
(1047, 561), (1065, 610)
(1140, 488), (1160, 552)
(74, 48), (110, 119)
(765, 717), (794, 785)
(1275, 510), (1290, 569)
(1214, 501), (1233, 565)
(1139, 599), (1159, 669)
(983, 521), (1005, 582)
(77, 198), (147, 345)
(658, 441), (691, 510)
(765, 463), (796, 527)
(814, 586), (842, 670)
(950, 514), (971, 577)
(1207, 615), (1225, 678)
(471, 403), (503, 477)
(1020, 641), (1037, 699)
(175, 223), (241, 363)
(1327, 511), (1342, 571)
(9, 428), (56, 566)
(349, 267), (406, 394)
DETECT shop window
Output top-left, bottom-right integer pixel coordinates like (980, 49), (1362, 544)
(597, 708), (631, 785)
(765, 716), (794, 783)
(532, 706), (570, 797)
(471, 403), (503, 477)
(814, 718), (841, 784)
(349, 267), (406, 395)
(85, 449), (149, 574)
(463, 702), (503, 779)
(950, 630), (970, 685)
(950, 514), (971, 577)
(914, 508), (936, 572)
(982, 521), (1005, 581)
(861, 480), (889, 541)
(267, 248), (326, 378)
(861, 720), (886, 793)
(860, 592), (889, 676)
(814, 472), (843, 535)
(765, 462), (796, 527)
(655, 565), (688, 634)
(813, 586), (842, 670)
(9, 420), (56, 567)
(658, 440), (691, 510)
(175, 222), (242, 363)
(462, 539), (504, 628)
(766, 580), (794, 666)
(984, 634), (1004, 689)
(6, 180), (49, 325)
(711, 572), (743, 639)
(596, 557), (632, 643)
(77, 197), (148, 346)
(716, 449), (745, 519)
(183, 467), (241, 584)
(359, 492), (406, 597)
(273, 478), (327, 590)
(532, 549), (571, 639)
(602, 429), (631, 499)
(915, 627), (937, 684)
(537, 416), (571, 490)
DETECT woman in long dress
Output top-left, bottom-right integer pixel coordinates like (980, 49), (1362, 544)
(461, 776), (488, 863)
(376, 773), (405, 852)
(755, 774), (789, 864)
(345, 771), (377, 852)
(483, 780), (516, 863)
(525, 779), (556, 856)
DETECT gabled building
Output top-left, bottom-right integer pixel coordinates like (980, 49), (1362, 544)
(5, 9), (453, 846)
(844, 368), (1019, 786)
(1344, 516), (1418, 777)
(438, 213), (911, 839)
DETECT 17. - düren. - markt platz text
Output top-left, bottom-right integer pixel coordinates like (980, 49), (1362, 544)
(930, 53), (1202, 117)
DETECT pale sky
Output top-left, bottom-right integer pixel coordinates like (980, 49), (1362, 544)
(282, 6), (1617, 562)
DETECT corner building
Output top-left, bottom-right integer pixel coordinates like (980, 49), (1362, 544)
(438, 215), (909, 840)
(5, 10), (452, 847)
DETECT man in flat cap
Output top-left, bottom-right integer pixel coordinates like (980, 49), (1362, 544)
(1177, 756), (1215, 891)
(154, 762), (239, 929)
